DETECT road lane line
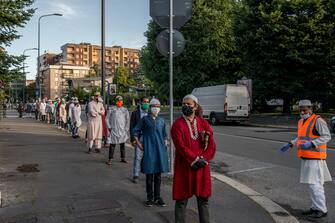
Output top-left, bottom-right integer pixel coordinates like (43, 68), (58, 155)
(214, 132), (335, 151)
(226, 166), (273, 175)
(212, 172), (300, 223)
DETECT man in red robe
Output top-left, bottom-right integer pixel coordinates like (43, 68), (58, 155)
(171, 94), (216, 223)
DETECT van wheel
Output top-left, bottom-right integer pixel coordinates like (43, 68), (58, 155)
(210, 114), (218, 126)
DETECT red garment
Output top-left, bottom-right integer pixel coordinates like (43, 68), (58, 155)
(171, 117), (216, 200)
(101, 111), (109, 137)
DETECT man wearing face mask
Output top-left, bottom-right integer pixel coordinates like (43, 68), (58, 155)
(171, 95), (216, 223)
(106, 95), (130, 165)
(132, 98), (169, 207)
(279, 100), (332, 219)
(130, 97), (150, 183)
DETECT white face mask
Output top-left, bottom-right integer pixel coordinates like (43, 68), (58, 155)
(151, 107), (160, 116)
(300, 113), (311, 120)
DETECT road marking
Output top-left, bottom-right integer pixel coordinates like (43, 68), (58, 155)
(215, 132), (335, 151)
(212, 172), (300, 223)
(226, 166), (273, 175)
(215, 132), (286, 144)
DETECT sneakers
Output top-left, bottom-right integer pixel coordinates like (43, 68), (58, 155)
(310, 210), (327, 219)
(121, 159), (128, 163)
(302, 208), (317, 215)
(154, 198), (166, 207)
(145, 200), (154, 207)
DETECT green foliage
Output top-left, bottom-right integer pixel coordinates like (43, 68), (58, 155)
(234, 0), (335, 113)
(114, 67), (135, 93)
(140, 0), (240, 101)
(69, 85), (90, 102)
(0, 0), (35, 93)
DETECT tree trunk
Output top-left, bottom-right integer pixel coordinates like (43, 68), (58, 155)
(282, 96), (291, 115)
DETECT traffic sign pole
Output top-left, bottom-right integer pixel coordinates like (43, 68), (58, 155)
(169, 0), (174, 175)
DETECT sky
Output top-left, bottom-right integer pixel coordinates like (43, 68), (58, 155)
(6, 0), (151, 80)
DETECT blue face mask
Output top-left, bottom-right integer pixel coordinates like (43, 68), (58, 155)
(301, 113), (311, 120)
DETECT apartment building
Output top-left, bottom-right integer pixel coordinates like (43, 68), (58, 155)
(60, 43), (140, 75)
(40, 64), (90, 99)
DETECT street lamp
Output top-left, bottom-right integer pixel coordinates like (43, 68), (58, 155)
(23, 48), (38, 102)
(37, 13), (63, 99)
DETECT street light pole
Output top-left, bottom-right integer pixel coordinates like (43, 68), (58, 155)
(37, 13), (63, 99)
(169, 0), (175, 175)
(23, 48), (38, 102)
(101, 0), (106, 100)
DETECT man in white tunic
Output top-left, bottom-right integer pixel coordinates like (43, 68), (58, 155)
(87, 93), (105, 153)
(39, 99), (46, 122)
(280, 100), (332, 218)
(71, 98), (82, 138)
(106, 95), (130, 165)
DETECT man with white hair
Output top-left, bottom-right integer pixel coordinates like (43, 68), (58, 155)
(280, 99), (332, 218)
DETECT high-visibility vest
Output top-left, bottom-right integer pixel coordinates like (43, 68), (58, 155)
(297, 114), (327, 160)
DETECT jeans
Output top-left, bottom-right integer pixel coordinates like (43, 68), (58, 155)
(109, 143), (125, 160)
(146, 173), (161, 201)
(133, 146), (143, 177)
(175, 197), (210, 223)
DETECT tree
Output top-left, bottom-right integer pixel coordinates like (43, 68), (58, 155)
(140, 0), (240, 101)
(0, 0), (35, 93)
(234, 0), (335, 114)
(114, 67), (135, 93)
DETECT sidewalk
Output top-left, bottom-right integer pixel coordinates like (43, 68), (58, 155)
(0, 117), (274, 223)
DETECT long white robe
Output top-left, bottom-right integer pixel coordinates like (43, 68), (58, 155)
(106, 106), (130, 144)
(59, 104), (67, 123)
(87, 101), (105, 141)
(39, 102), (46, 115)
(71, 105), (82, 127)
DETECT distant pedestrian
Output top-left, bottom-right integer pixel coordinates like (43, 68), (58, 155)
(2, 101), (7, 118)
(39, 99), (46, 122)
(67, 98), (75, 133)
(130, 97), (150, 183)
(171, 94), (216, 223)
(35, 100), (40, 120)
(279, 100), (332, 219)
(17, 102), (24, 118)
(45, 99), (55, 124)
(133, 98), (169, 207)
(59, 98), (67, 130)
(71, 98), (82, 138)
(106, 95), (130, 165)
(87, 92), (105, 153)
(26, 102), (33, 118)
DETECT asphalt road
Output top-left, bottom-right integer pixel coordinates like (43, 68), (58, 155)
(212, 125), (335, 223)
(7, 110), (335, 222)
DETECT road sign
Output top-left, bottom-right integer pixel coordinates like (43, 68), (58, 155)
(107, 83), (117, 95)
(150, 0), (192, 28)
(156, 29), (185, 57)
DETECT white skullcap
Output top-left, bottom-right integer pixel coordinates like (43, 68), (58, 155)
(116, 95), (123, 101)
(299, 100), (312, 107)
(150, 98), (161, 105)
(183, 94), (199, 104)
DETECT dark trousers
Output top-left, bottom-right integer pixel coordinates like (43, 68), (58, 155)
(109, 143), (125, 160)
(175, 197), (210, 223)
(146, 173), (161, 201)
(35, 111), (38, 120)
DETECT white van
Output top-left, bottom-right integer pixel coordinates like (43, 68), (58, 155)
(192, 84), (250, 125)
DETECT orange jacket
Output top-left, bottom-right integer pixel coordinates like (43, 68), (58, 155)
(297, 114), (327, 160)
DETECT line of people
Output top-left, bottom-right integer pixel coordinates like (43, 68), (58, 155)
(34, 97), (82, 138)
(86, 92), (216, 223)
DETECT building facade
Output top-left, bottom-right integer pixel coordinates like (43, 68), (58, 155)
(41, 64), (90, 99)
(60, 43), (140, 76)
(37, 43), (140, 99)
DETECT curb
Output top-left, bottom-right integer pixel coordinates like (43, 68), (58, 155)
(212, 173), (299, 223)
(78, 122), (299, 223)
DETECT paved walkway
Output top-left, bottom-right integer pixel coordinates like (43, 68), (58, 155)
(0, 117), (274, 223)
